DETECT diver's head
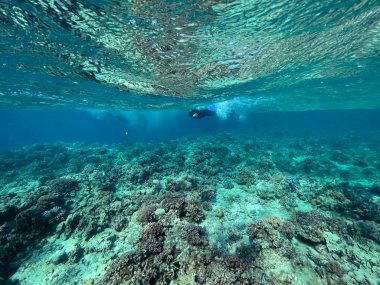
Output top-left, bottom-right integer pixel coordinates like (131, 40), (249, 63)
(189, 109), (200, 118)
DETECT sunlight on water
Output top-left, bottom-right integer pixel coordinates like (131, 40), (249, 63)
(0, 0), (379, 109)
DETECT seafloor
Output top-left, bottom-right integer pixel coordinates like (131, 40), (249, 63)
(0, 131), (379, 285)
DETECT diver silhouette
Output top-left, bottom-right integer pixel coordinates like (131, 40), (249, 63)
(189, 104), (235, 119)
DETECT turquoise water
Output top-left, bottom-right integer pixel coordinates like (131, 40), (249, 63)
(1, 0), (380, 109)
(0, 1), (380, 284)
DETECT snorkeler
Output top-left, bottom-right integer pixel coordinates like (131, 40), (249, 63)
(189, 105), (216, 119)
(189, 104), (235, 119)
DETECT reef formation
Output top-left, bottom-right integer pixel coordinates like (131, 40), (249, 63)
(0, 131), (379, 284)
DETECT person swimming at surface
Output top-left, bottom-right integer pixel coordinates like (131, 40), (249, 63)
(189, 104), (235, 119)
(189, 105), (216, 119)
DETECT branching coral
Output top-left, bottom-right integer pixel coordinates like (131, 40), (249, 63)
(139, 222), (165, 254)
(179, 224), (208, 246)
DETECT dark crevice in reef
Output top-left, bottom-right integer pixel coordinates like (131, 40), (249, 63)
(0, 132), (379, 284)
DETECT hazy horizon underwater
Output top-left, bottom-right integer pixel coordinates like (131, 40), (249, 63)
(1, 0), (380, 284)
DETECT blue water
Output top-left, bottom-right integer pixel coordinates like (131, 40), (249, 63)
(1, 0), (380, 284)
(1, 108), (380, 149)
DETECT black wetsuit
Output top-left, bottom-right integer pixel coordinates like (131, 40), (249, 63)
(189, 108), (216, 119)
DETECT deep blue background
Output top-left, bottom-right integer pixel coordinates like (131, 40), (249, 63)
(0, 107), (380, 150)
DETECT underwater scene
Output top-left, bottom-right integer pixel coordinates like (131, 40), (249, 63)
(1, 0), (380, 284)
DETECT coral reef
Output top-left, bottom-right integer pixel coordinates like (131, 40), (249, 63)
(179, 223), (208, 246)
(139, 222), (165, 253)
(0, 131), (379, 284)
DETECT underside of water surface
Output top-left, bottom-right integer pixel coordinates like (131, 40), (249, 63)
(0, 0), (379, 109)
